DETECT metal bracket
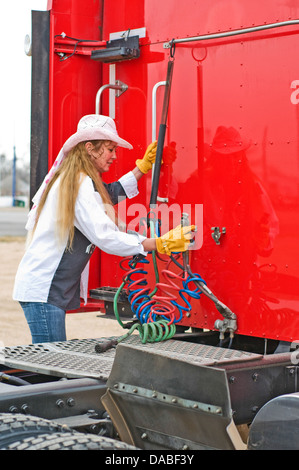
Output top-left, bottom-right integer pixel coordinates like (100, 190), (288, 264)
(211, 226), (226, 245)
(113, 382), (223, 415)
(95, 81), (128, 114)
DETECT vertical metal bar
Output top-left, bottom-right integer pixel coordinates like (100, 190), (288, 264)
(12, 145), (16, 206)
(30, 10), (50, 205)
(109, 64), (116, 118)
(151, 81), (167, 142)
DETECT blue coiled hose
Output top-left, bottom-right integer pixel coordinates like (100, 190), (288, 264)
(111, 219), (207, 345)
(119, 254), (207, 327)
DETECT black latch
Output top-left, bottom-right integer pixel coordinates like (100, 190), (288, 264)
(91, 35), (140, 63)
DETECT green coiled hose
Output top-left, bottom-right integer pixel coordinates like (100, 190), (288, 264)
(112, 218), (176, 344)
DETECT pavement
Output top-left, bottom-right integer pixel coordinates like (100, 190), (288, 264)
(0, 207), (28, 237)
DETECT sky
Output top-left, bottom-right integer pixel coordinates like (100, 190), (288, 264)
(0, 0), (48, 165)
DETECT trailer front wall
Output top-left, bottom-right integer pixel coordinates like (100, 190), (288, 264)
(99, 0), (299, 342)
(47, 0), (299, 342)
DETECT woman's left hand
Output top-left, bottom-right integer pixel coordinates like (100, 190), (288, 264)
(135, 141), (158, 174)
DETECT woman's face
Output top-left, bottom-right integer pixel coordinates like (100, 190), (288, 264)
(87, 141), (118, 173)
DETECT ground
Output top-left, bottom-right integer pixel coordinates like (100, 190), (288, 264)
(0, 237), (124, 347)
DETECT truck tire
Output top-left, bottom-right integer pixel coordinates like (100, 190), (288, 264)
(3, 431), (138, 450)
(0, 413), (70, 449)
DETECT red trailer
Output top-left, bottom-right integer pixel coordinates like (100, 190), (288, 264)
(1, 0), (299, 451)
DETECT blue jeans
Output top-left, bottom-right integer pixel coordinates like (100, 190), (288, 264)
(20, 302), (66, 344)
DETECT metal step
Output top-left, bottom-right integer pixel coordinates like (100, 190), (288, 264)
(1, 336), (260, 381)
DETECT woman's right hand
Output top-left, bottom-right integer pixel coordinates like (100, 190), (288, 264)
(156, 225), (196, 255)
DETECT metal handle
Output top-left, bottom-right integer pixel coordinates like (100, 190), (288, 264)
(152, 81), (166, 142)
(151, 81), (168, 203)
(95, 80), (128, 114)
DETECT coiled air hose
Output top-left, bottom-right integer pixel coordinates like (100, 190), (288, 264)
(95, 218), (206, 353)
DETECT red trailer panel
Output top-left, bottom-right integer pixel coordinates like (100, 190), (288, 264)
(47, 0), (299, 343)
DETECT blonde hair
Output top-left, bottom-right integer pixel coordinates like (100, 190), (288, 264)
(33, 140), (116, 249)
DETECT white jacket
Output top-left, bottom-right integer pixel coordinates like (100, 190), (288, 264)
(13, 171), (146, 310)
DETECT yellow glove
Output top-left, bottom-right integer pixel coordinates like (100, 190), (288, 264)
(135, 141), (158, 174)
(156, 225), (196, 256)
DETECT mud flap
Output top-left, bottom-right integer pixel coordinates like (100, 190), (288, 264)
(102, 340), (246, 450)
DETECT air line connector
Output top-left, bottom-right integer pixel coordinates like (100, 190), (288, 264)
(214, 317), (237, 341)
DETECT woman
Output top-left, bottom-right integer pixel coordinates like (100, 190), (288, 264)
(13, 114), (194, 343)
